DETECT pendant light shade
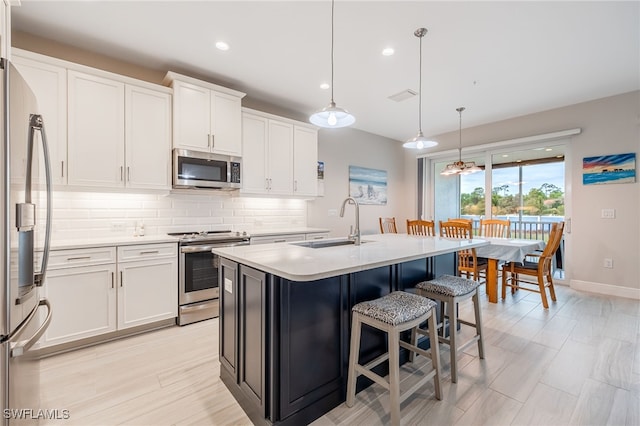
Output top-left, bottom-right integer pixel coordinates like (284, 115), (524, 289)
(403, 27), (437, 149)
(309, 0), (355, 128)
(441, 107), (481, 176)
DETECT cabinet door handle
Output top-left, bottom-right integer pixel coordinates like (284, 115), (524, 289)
(211, 134), (215, 149)
(111, 272), (115, 289)
(269, 178), (272, 190)
(120, 166), (124, 181)
(265, 178), (269, 190)
(294, 180), (298, 192)
(61, 161), (64, 178)
(67, 256), (90, 261)
(140, 250), (159, 255)
(207, 134), (211, 149)
(127, 167), (131, 182)
(120, 271), (123, 287)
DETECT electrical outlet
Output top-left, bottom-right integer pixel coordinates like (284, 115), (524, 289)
(601, 208), (616, 219)
(603, 258), (613, 269)
(111, 222), (126, 232)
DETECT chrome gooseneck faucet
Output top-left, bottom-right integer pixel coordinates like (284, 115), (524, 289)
(339, 197), (361, 245)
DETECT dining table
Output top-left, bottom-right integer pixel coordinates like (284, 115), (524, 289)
(474, 237), (546, 303)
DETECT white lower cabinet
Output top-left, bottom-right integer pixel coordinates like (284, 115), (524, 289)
(39, 248), (118, 348)
(38, 243), (177, 349)
(116, 244), (178, 329)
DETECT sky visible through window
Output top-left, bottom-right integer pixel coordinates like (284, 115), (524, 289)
(461, 162), (564, 194)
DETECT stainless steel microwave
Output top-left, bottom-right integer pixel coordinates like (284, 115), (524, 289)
(173, 149), (241, 190)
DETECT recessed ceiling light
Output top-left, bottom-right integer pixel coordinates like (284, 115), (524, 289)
(215, 41), (230, 51)
(382, 47), (394, 56)
(516, 159), (522, 163)
(320, 83), (330, 90)
(545, 148), (553, 151)
(502, 154), (509, 158)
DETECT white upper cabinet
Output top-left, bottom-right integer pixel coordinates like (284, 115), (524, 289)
(1, 1), (10, 59)
(67, 70), (125, 188)
(240, 113), (269, 193)
(67, 69), (172, 190)
(12, 55), (68, 185)
(165, 72), (245, 157)
(125, 85), (172, 190)
(267, 120), (294, 195)
(241, 108), (317, 197)
(293, 126), (318, 197)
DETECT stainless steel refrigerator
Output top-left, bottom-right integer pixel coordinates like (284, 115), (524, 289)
(1, 57), (53, 424)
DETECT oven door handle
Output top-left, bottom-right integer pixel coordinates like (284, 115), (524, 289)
(180, 242), (248, 253)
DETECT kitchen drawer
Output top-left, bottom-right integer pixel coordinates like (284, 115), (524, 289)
(305, 232), (329, 241)
(250, 234), (305, 245)
(117, 243), (177, 262)
(38, 246), (117, 270)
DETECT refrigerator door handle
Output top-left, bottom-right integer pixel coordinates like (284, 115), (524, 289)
(10, 299), (52, 358)
(29, 115), (53, 286)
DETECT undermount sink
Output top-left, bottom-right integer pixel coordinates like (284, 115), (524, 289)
(292, 239), (370, 249)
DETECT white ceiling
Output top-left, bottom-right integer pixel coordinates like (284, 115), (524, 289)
(11, 1), (640, 149)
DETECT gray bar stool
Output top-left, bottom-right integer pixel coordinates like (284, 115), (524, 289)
(346, 291), (442, 426)
(414, 274), (485, 383)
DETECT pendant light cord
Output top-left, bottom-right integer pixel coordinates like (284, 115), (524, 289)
(457, 106), (465, 162)
(330, 0), (335, 104)
(418, 32), (423, 134)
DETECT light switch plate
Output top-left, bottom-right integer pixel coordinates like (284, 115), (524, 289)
(601, 208), (616, 219)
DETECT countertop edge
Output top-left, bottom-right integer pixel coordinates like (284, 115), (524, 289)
(213, 236), (490, 281)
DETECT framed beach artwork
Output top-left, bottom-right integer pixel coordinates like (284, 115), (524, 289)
(582, 153), (636, 185)
(348, 166), (387, 205)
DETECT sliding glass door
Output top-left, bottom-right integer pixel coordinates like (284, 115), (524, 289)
(427, 142), (568, 281)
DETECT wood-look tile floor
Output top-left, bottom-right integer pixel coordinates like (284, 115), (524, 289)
(39, 285), (639, 425)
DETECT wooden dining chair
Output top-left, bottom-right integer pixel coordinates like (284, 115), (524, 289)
(501, 221), (565, 308)
(379, 217), (398, 234)
(406, 219), (435, 236)
(439, 221), (487, 281)
(448, 218), (474, 234)
(479, 219), (511, 238)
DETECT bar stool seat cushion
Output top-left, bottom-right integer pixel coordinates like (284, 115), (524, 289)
(352, 291), (436, 326)
(416, 274), (479, 297)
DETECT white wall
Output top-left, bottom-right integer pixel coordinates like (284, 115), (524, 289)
(40, 191), (307, 241)
(307, 127), (413, 236)
(410, 91), (640, 299)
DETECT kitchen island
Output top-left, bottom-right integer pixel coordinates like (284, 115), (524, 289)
(212, 233), (488, 426)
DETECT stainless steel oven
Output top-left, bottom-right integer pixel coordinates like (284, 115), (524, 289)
(170, 231), (250, 325)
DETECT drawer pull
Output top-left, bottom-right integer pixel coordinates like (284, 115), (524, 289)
(273, 239), (286, 243)
(67, 256), (91, 261)
(311, 236), (324, 240)
(140, 250), (160, 255)
(111, 272), (114, 289)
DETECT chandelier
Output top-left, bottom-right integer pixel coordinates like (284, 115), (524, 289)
(440, 107), (481, 175)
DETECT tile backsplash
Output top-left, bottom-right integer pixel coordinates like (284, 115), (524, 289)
(41, 191), (308, 241)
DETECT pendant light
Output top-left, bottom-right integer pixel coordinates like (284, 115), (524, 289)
(309, 0), (355, 128)
(441, 107), (481, 175)
(403, 28), (437, 149)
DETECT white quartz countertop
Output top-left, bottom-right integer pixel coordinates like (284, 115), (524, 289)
(47, 235), (179, 251)
(212, 233), (489, 281)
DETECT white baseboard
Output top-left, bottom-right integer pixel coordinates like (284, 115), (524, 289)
(570, 279), (640, 300)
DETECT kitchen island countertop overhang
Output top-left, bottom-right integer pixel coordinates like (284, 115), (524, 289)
(211, 233), (489, 281)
